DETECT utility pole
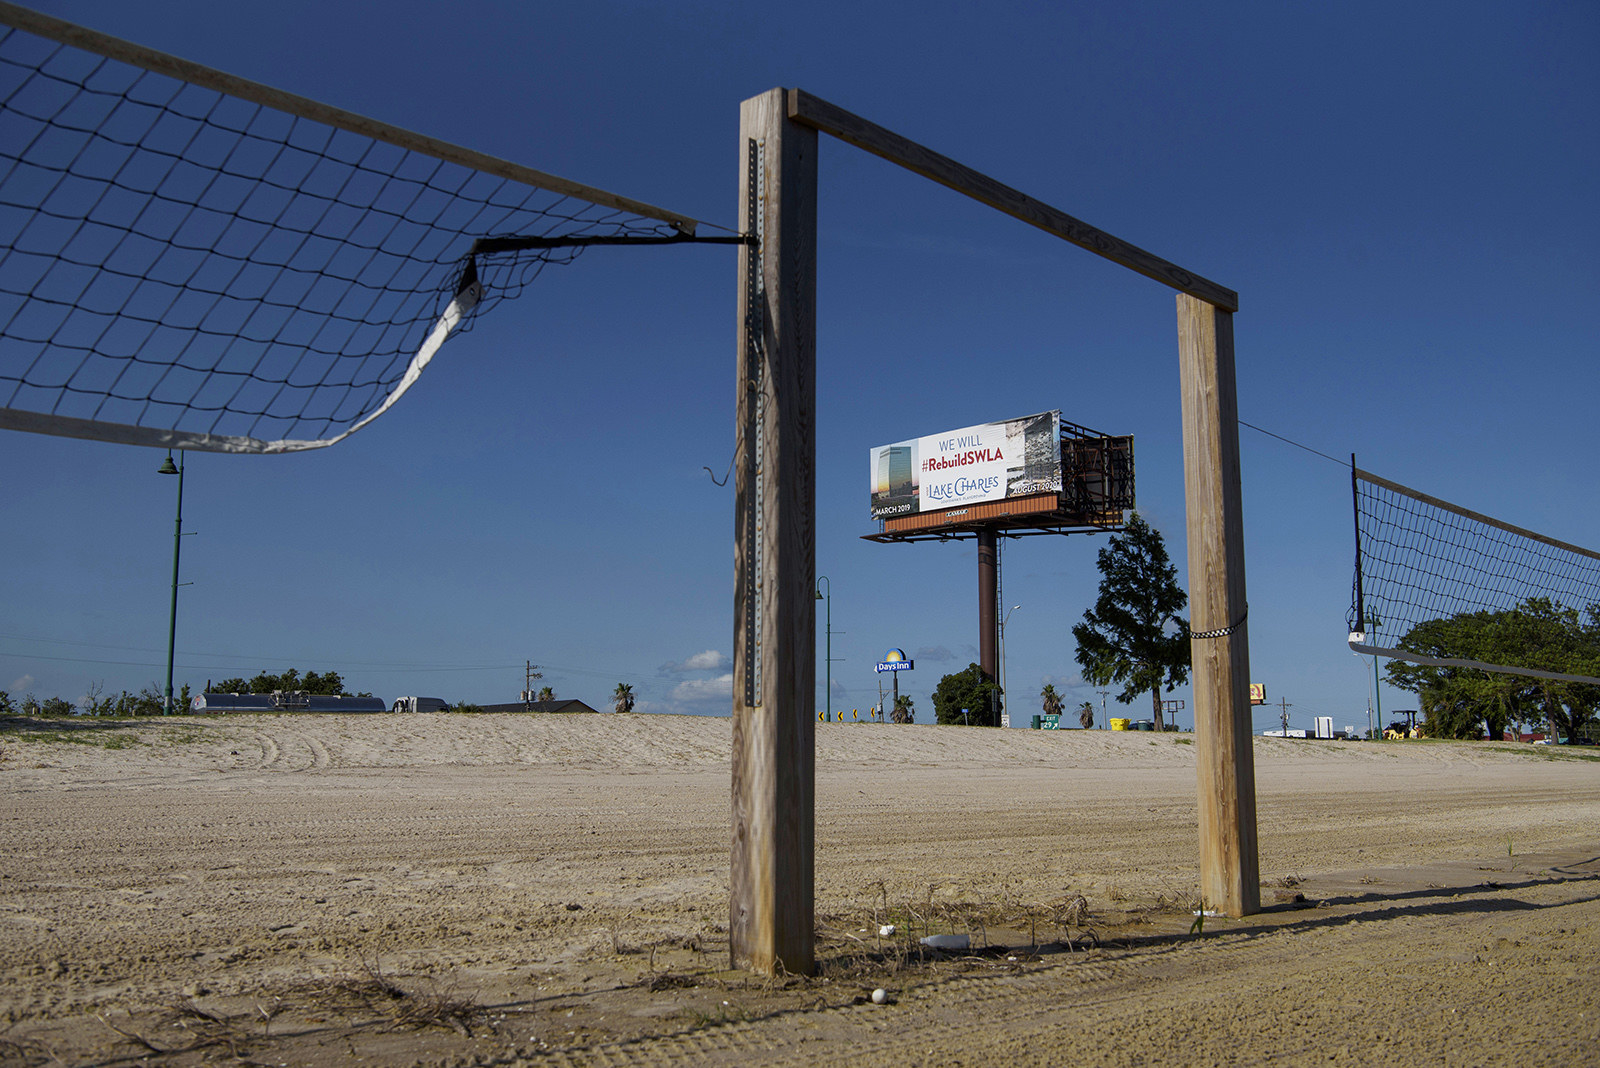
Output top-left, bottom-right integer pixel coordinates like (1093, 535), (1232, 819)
(1097, 689), (1111, 730)
(1278, 696), (1293, 737)
(523, 661), (543, 712)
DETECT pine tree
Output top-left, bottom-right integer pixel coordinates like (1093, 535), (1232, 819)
(1072, 514), (1190, 730)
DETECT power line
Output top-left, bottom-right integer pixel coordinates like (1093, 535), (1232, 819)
(0, 639), (680, 689)
(0, 631), (523, 671)
(0, 649), (523, 673)
(1238, 419), (1348, 468)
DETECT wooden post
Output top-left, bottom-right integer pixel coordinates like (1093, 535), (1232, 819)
(1177, 294), (1260, 917)
(731, 88), (818, 975)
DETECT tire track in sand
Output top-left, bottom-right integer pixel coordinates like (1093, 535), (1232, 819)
(251, 730), (279, 769)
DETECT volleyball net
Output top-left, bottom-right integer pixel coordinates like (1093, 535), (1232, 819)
(1348, 465), (1600, 686)
(0, 2), (731, 454)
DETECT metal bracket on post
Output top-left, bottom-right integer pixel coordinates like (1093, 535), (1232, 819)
(742, 137), (766, 709)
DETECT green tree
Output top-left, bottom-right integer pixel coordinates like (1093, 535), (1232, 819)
(1040, 683), (1063, 719)
(300, 671), (345, 696)
(248, 669), (299, 694)
(1072, 514), (1191, 731)
(222, 669), (352, 698)
(1078, 700), (1095, 729)
(538, 686), (555, 702)
(0, 691), (13, 714)
(612, 682), (636, 714)
(932, 663), (1001, 726)
(890, 693), (916, 724)
(1387, 598), (1600, 741)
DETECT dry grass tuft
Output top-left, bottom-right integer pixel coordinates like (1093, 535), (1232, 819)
(0, 1024), (55, 1068)
(311, 955), (481, 1036)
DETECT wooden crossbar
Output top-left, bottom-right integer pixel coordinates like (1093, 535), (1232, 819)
(786, 89), (1238, 312)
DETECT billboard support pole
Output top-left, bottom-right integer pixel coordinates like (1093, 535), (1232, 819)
(978, 528), (998, 694)
(731, 89), (817, 976)
(1177, 294), (1259, 918)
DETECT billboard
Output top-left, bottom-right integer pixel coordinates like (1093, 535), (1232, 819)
(870, 410), (1061, 519)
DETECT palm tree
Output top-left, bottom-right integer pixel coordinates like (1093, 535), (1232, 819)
(890, 694), (915, 724)
(537, 686), (555, 702)
(612, 682), (636, 714)
(1040, 683), (1063, 718)
(1078, 700), (1095, 730)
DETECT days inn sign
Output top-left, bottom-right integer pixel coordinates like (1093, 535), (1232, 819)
(875, 648), (915, 673)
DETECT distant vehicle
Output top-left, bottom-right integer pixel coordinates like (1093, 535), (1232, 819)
(392, 696), (451, 714)
(191, 692), (387, 713)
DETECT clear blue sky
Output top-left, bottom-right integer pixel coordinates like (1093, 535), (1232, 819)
(3, 0), (1596, 730)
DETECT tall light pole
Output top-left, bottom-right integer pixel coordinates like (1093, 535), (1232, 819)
(157, 450), (185, 715)
(815, 576), (831, 723)
(1371, 654), (1382, 737)
(1000, 603), (1020, 726)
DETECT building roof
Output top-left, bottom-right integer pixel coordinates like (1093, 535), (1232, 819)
(476, 700), (602, 715)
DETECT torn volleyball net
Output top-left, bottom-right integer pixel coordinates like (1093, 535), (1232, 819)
(0, 3), (742, 454)
(1348, 465), (1600, 686)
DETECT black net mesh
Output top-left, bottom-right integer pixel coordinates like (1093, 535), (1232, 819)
(0, 21), (681, 451)
(1349, 470), (1600, 653)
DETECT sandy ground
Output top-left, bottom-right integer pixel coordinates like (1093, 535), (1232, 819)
(1, 712), (1597, 1067)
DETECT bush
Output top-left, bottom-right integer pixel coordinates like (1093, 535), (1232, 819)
(32, 696), (74, 716)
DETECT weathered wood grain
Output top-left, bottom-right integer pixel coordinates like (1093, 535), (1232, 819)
(1177, 294), (1260, 917)
(731, 89), (818, 975)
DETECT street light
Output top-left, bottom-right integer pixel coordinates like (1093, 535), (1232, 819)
(999, 603), (1020, 726)
(157, 449), (185, 715)
(1352, 614), (1382, 740)
(815, 576), (831, 724)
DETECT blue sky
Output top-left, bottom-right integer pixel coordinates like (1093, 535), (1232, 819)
(3, 0), (1596, 731)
